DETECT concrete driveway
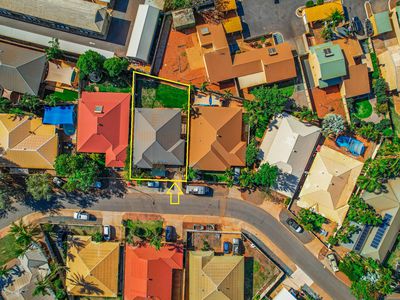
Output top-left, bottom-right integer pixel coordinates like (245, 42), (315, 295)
(238, 0), (306, 52)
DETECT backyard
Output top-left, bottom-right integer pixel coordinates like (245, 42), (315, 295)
(0, 234), (18, 266)
(52, 89), (79, 101)
(390, 98), (400, 137)
(137, 79), (188, 109)
(353, 98), (373, 119)
(85, 82), (131, 93)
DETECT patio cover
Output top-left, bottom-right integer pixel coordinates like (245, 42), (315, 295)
(45, 61), (74, 86)
(43, 105), (75, 125)
(126, 4), (160, 63)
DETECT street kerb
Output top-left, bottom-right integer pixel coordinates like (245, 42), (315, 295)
(129, 71), (191, 183)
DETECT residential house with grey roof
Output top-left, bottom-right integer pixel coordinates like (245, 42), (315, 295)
(258, 113), (321, 197)
(133, 108), (185, 169)
(342, 178), (400, 262)
(0, 42), (47, 95)
(1, 243), (54, 300)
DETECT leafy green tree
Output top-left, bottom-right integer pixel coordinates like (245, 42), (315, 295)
(45, 38), (63, 61)
(339, 252), (394, 299)
(254, 163), (278, 191)
(54, 154), (103, 192)
(321, 26), (334, 41)
(76, 50), (105, 77)
(224, 168), (234, 187)
(150, 235), (162, 250)
(297, 209), (326, 231)
(316, 0), (324, 4)
(355, 123), (380, 141)
(187, 167), (200, 181)
(91, 232), (103, 243)
(8, 107), (26, 117)
(244, 85), (288, 138)
(293, 107), (319, 123)
(0, 265), (10, 278)
(44, 94), (61, 106)
(9, 220), (41, 251)
(239, 168), (256, 190)
(321, 114), (346, 137)
(0, 97), (11, 113)
(222, 89), (233, 101)
(33, 276), (52, 297)
(347, 195), (382, 226)
(246, 139), (259, 167)
(19, 94), (41, 113)
(305, 0), (314, 7)
(103, 56), (129, 78)
(26, 173), (52, 201)
(124, 219), (163, 248)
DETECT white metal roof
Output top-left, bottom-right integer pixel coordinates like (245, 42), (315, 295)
(126, 4), (160, 63)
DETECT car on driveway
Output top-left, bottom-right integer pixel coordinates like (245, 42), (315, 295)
(351, 16), (363, 35)
(73, 211), (90, 221)
(165, 225), (176, 243)
(223, 241), (231, 254)
(286, 218), (303, 233)
(365, 19), (374, 36)
(186, 185), (211, 195)
(232, 238), (242, 255)
(327, 253), (339, 272)
(147, 181), (161, 188)
(103, 225), (111, 241)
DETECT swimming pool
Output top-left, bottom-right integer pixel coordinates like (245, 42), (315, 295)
(336, 136), (365, 156)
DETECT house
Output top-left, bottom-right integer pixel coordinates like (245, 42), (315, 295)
(390, 6), (400, 45)
(197, 23), (296, 89)
(0, 114), (58, 169)
(189, 251), (244, 300)
(309, 43), (347, 88)
(133, 108), (185, 169)
(344, 179), (400, 262)
(370, 11), (393, 36)
(189, 106), (246, 171)
(126, 4), (160, 63)
(0, 42), (47, 95)
(378, 45), (400, 92)
(1, 244), (54, 300)
(297, 145), (363, 225)
(258, 113), (321, 197)
(76, 92), (131, 168)
(0, 0), (111, 39)
(303, 0), (344, 27)
(66, 236), (120, 298)
(124, 244), (183, 300)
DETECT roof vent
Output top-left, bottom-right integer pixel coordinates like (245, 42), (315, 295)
(200, 27), (210, 36)
(323, 48), (334, 57)
(268, 47), (278, 56)
(94, 105), (103, 114)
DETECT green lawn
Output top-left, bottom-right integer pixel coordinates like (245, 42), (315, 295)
(69, 225), (102, 236)
(202, 172), (227, 183)
(354, 98), (373, 119)
(86, 83), (131, 93)
(278, 80), (295, 97)
(0, 234), (18, 266)
(390, 102), (400, 137)
(53, 89), (78, 101)
(155, 84), (188, 108)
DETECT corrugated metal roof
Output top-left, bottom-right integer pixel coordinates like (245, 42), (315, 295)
(0, 42), (46, 95)
(126, 4), (160, 63)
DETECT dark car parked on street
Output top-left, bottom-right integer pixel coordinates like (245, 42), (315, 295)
(286, 218), (303, 233)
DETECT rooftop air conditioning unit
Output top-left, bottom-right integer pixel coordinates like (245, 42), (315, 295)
(323, 48), (334, 57)
(94, 105), (103, 114)
(268, 47), (278, 56)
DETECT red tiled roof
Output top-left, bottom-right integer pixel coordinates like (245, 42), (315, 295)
(76, 92), (131, 167)
(124, 244), (183, 300)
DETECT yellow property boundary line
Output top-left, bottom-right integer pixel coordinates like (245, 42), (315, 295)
(129, 71), (191, 183)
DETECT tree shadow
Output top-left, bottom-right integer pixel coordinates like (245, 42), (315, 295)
(67, 273), (104, 296)
(22, 195), (65, 215)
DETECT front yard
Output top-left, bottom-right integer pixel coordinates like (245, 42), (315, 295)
(0, 234), (18, 266)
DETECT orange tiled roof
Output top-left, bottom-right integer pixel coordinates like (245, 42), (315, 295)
(189, 106), (246, 171)
(124, 244), (183, 300)
(76, 92), (131, 167)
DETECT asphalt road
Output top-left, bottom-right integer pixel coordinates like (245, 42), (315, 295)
(0, 192), (354, 299)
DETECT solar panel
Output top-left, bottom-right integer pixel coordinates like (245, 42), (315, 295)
(354, 225), (371, 252)
(370, 214), (392, 249)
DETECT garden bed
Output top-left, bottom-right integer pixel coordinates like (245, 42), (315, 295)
(85, 82), (131, 93)
(0, 234), (18, 266)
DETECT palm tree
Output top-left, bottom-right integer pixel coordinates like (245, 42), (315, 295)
(328, 9), (344, 27)
(149, 235), (162, 250)
(33, 276), (52, 297)
(222, 89), (233, 101)
(0, 265), (10, 278)
(357, 174), (383, 193)
(224, 168), (234, 187)
(9, 220), (41, 250)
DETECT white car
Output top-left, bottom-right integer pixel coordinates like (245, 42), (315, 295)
(73, 211), (89, 221)
(327, 253), (339, 272)
(103, 225), (111, 241)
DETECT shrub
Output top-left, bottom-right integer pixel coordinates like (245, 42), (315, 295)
(316, 0), (324, 4)
(305, 0), (314, 7)
(245, 140), (259, 167)
(91, 232), (103, 243)
(297, 209), (326, 231)
(321, 114), (346, 137)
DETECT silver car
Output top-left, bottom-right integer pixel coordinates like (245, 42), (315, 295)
(186, 185), (211, 195)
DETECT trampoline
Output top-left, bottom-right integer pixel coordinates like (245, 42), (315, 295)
(336, 136), (365, 156)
